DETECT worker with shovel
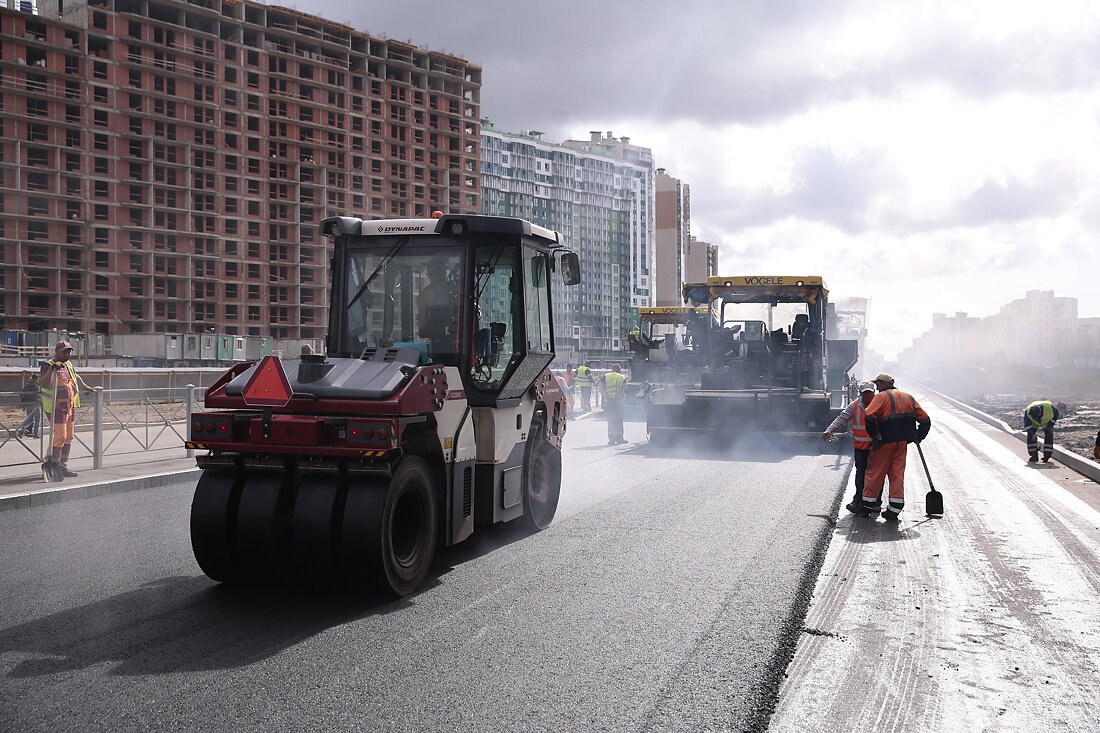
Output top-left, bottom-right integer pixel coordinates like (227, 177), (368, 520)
(38, 341), (94, 478)
(849, 373), (931, 522)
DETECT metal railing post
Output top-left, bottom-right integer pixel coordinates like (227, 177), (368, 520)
(93, 385), (104, 469)
(185, 384), (195, 459)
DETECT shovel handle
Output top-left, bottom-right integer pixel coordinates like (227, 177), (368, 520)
(915, 441), (935, 491)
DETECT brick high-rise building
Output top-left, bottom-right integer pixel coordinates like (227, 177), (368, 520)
(653, 168), (689, 307)
(1, 0), (481, 340)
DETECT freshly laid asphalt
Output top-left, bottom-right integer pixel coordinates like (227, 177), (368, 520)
(3, 396), (1099, 732)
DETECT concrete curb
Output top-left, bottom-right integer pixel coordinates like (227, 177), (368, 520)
(0, 468), (202, 513)
(919, 384), (1100, 485)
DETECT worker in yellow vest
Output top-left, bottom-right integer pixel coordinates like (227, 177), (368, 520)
(575, 361), (594, 413)
(602, 364), (628, 445)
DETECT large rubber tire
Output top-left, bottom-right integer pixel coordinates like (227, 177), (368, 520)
(291, 475), (341, 578)
(522, 418), (562, 532)
(235, 472), (289, 578)
(190, 469), (242, 582)
(342, 457), (438, 596)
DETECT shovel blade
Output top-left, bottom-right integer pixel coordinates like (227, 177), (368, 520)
(925, 489), (944, 516)
(42, 460), (63, 483)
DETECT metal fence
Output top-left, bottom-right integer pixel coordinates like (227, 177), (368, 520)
(0, 385), (197, 470)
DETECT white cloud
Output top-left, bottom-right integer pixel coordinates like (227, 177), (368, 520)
(287, 0), (1100, 357)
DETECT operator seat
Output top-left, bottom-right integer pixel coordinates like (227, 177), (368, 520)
(791, 314), (809, 341)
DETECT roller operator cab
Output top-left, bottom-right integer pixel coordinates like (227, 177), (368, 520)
(186, 214), (581, 596)
(646, 275), (859, 444)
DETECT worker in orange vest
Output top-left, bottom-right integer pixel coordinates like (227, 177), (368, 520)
(823, 381), (877, 508)
(850, 373), (930, 522)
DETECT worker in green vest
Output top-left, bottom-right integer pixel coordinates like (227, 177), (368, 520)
(1023, 399), (1059, 463)
(575, 361), (594, 413)
(603, 364), (628, 445)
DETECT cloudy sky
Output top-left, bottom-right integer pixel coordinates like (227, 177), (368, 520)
(285, 0), (1099, 358)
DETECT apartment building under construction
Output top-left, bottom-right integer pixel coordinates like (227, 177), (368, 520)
(0, 0), (481, 340)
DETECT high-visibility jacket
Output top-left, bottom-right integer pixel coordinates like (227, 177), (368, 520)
(576, 365), (593, 387)
(1024, 400), (1058, 429)
(603, 372), (627, 401)
(865, 387), (930, 445)
(824, 398), (871, 449)
(40, 359), (80, 414)
(851, 400), (870, 449)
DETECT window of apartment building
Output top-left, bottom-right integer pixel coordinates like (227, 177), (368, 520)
(96, 299), (109, 315)
(94, 134), (109, 151)
(129, 254), (143, 272)
(224, 176), (238, 192)
(247, 306), (261, 322)
(27, 99), (48, 117)
(129, 277), (144, 295)
(27, 221), (49, 240)
(224, 155), (238, 171)
(129, 232), (143, 249)
(93, 85), (108, 103)
(27, 196), (49, 215)
(247, 284), (259, 300)
(225, 283), (238, 299)
(65, 80), (80, 100)
(247, 222), (260, 238)
(224, 89), (237, 107)
(225, 261), (238, 278)
(27, 123), (48, 141)
(91, 179), (108, 197)
(28, 246), (49, 265)
(129, 68), (142, 88)
(130, 301), (144, 320)
(247, 264), (260, 279)
(65, 128), (82, 147)
(130, 209), (145, 226)
(66, 224), (81, 243)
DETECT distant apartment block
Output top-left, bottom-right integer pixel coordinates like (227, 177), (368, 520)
(684, 235), (717, 283)
(482, 125), (654, 357)
(654, 168), (689, 306)
(1, 0), (481, 340)
(901, 289), (1081, 371)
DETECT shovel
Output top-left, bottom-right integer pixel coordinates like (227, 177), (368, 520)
(41, 369), (63, 483)
(916, 441), (942, 516)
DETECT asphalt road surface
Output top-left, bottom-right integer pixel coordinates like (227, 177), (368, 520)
(0, 417), (848, 732)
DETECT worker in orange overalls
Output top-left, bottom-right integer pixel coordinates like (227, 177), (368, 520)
(849, 373), (930, 522)
(39, 340), (94, 478)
